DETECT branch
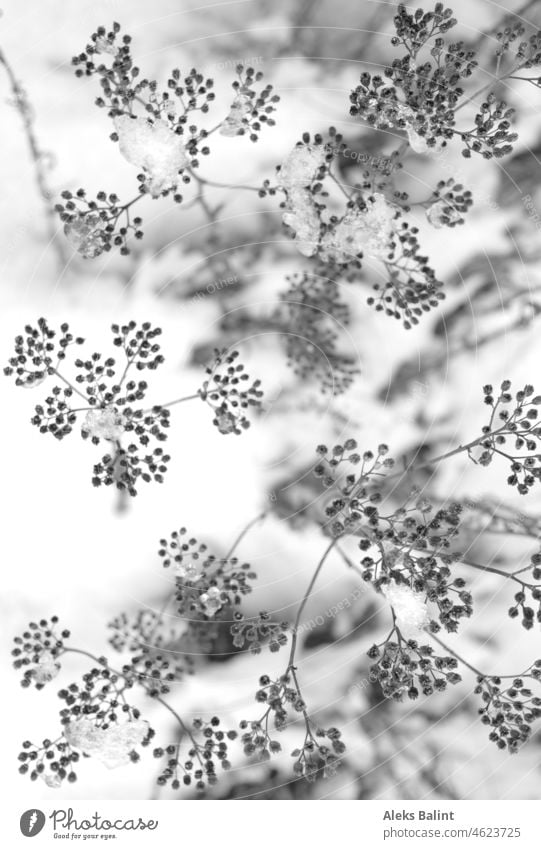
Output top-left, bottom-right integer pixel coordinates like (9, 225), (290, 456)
(287, 537), (338, 669)
(0, 45), (67, 268)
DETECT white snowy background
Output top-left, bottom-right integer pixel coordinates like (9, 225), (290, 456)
(1, 0), (541, 801)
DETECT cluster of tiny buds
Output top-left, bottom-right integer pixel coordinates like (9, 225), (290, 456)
(476, 662), (541, 752)
(153, 717), (237, 791)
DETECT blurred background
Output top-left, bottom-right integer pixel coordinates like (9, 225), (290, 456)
(2, 0), (541, 800)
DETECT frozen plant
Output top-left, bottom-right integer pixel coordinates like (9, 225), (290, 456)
(11, 399), (541, 793)
(9, 1), (541, 799)
(49, 3), (541, 405)
(3, 320), (264, 496)
(267, 3), (541, 328)
(58, 24), (279, 255)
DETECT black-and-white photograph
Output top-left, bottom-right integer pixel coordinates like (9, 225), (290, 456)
(2, 0), (541, 838)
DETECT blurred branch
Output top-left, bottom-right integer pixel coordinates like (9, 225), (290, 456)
(0, 44), (67, 268)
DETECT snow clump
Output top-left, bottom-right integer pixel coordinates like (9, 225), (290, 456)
(114, 115), (189, 197)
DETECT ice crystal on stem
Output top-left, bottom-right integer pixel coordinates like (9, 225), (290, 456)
(383, 581), (430, 640)
(94, 35), (118, 56)
(82, 407), (125, 441)
(64, 213), (106, 259)
(174, 560), (204, 582)
(64, 718), (150, 769)
(31, 652), (61, 686)
(396, 105), (445, 155)
(199, 587), (224, 617)
(220, 93), (252, 136)
(282, 187), (321, 257)
(114, 115), (188, 197)
(12, 617), (70, 691)
(426, 198), (462, 228)
(43, 774), (63, 788)
(279, 143), (326, 189)
(324, 193), (396, 262)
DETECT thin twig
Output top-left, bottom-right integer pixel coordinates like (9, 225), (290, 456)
(62, 646), (196, 742)
(384, 427), (505, 484)
(223, 512), (267, 561)
(287, 537), (338, 669)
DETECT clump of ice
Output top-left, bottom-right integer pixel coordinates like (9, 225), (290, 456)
(199, 586), (223, 617)
(31, 651), (61, 685)
(42, 773), (62, 788)
(282, 187), (321, 257)
(366, 98), (444, 155)
(383, 581), (430, 640)
(406, 128), (445, 156)
(279, 144), (326, 189)
(175, 560), (204, 582)
(94, 36), (118, 56)
(219, 93), (252, 137)
(322, 193), (395, 263)
(64, 718), (150, 769)
(64, 213), (106, 259)
(114, 115), (189, 197)
(426, 199), (462, 228)
(393, 104), (445, 155)
(215, 409), (238, 434)
(19, 372), (47, 389)
(82, 407), (125, 441)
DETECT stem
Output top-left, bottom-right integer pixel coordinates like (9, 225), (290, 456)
(62, 646), (124, 678)
(63, 646), (195, 741)
(0, 46), (68, 268)
(289, 665), (315, 742)
(336, 542), (364, 578)
(147, 393), (200, 414)
(328, 170), (351, 199)
(52, 369), (91, 404)
(428, 632), (533, 681)
(459, 555), (538, 587)
(274, 538), (339, 747)
(455, 70), (514, 114)
(190, 170), (261, 194)
(287, 537), (338, 669)
(427, 632), (484, 677)
(151, 694), (194, 741)
(223, 512), (267, 561)
(385, 428), (503, 482)
(161, 392), (200, 409)
(117, 334), (147, 390)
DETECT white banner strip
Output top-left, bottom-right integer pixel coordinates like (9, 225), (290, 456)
(8, 800), (539, 848)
